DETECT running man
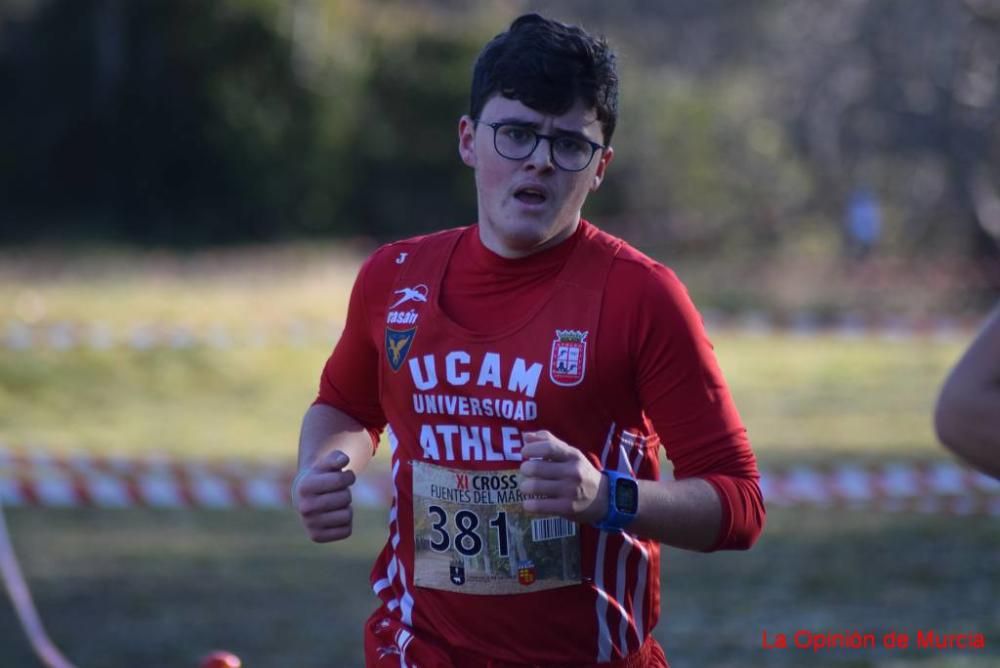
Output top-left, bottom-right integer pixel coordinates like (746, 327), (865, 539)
(294, 14), (765, 667)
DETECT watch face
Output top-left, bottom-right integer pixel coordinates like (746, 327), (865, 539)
(614, 479), (639, 514)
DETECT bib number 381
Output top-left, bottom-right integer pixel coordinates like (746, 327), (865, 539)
(428, 506), (511, 557)
(412, 461), (581, 595)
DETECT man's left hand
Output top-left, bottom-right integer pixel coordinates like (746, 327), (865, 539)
(518, 430), (608, 524)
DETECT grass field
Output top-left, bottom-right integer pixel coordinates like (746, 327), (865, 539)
(1, 245), (996, 667)
(1, 507), (995, 667)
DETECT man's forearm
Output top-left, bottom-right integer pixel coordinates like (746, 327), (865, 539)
(298, 403), (376, 474)
(519, 432), (728, 552)
(628, 477), (722, 551)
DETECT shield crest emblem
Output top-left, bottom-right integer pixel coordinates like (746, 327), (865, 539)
(549, 330), (588, 386)
(449, 560), (466, 586)
(517, 560), (536, 586)
(385, 327), (416, 372)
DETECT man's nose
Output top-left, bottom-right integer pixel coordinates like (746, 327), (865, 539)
(524, 137), (556, 171)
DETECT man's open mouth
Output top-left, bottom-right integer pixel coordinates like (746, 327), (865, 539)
(514, 186), (548, 204)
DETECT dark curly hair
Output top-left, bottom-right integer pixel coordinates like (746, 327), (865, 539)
(470, 14), (619, 144)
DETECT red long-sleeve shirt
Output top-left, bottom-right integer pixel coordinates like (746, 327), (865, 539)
(317, 221), (764, 550)
(315, 221), (764, 664)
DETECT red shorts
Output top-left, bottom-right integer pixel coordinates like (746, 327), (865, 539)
(363, 606), (669, 668)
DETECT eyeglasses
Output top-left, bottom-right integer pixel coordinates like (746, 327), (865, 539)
(475, 121), (605, 172)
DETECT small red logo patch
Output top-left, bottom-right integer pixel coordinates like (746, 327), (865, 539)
(550, 330), (587, 386)
(517, 560), (536, 586)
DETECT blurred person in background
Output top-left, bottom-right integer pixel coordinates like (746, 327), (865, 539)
(935, 302), (1000, 479)
(844, 187), (882, 260)
(293, 13), (764, 667)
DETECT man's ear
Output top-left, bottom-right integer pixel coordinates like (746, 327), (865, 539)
(590, 145), (614, 192)
(458, 116), (477, 168)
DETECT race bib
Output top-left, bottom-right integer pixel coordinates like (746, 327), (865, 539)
(412, 461), (582, 594)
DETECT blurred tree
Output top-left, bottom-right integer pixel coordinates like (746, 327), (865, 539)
(762, 0), (1000, 257)
(0, 0), (996, 265)
(0, 0), (359, 245)
(342, 28), (480, 239)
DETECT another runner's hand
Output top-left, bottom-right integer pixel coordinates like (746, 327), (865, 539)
(293, 450), (356, 542)
(519, 430), (608, 525)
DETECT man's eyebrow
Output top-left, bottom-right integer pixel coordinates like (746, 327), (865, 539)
(492, 117), (595, 141)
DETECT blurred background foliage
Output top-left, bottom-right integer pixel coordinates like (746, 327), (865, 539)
(1, 6), (997, 663)
(0, 0), (998, 269)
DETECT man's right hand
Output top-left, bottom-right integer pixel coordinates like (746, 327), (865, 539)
(293, 450), (356, 542)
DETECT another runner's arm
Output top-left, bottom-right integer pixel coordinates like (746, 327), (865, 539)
(631, 265), (764, 552)
(934, 303), (1000, 479)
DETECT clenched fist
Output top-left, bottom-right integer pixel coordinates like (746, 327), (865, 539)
(293, 450), (357, 542)
(518, 430), (608, 525)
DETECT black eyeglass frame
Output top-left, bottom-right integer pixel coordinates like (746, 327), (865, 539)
(474, 120), (606, 172)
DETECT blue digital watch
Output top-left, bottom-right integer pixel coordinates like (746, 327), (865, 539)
(594, 470), (639, 532)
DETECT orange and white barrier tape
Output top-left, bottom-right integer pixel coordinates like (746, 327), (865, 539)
(760, 461), (1000, 516)
(3, 312), (982, 351)
(2, 320), (342, 351)
(700, 310), (979, 342)
(0, 448), (392, 510)
(1, 448), (997, 515)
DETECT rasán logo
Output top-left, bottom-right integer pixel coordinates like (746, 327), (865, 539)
(385, 284), (428, 372)
(549, 329), (588, 386)
(390, 284), (429, 309)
